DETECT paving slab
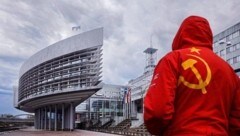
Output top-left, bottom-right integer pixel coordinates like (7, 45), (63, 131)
(0, 128), (121, 136)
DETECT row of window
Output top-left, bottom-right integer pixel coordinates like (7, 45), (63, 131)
(215, 42), (240, 57)
(19, 47), (102, 101)
(214, 29), (240, 47)
(219, 49), (225, 57)
(227, 55), (240, 65)
(226, 43), (240, 54)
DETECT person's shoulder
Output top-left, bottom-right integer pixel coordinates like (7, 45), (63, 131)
(161, 50), (181, 61)
(156, 51), (180, 67)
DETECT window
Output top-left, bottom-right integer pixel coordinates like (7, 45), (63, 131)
(227, 58), (233, 65)
(226, 43), (240, 54)
(220, 49), (225, 57)
(232, 56), (240, 64)
(219, 37), (226, 44)
(226, 34), (233, 41)
(227, 46), (235, 54)
(236, 43), (240, 50)
(213, 42), (218, 47)
(237, 56), (240, 62)
(232, 30), (240, 39)
(227, 47), (232, 54)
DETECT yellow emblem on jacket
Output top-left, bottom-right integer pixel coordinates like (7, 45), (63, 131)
(178, 53), (212, 94)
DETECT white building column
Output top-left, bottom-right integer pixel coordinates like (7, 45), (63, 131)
(38, 109), (40, 129)
(49, 106), (51, 130)
(34, 110), (37, 129)
(44, 107), (47, 130)
(62, 104), (65, 130)
(54, 104), (57, 131)
(40, 108), (43, 129)
(36, 109), (41, 129)
(70, 102), (74, 131)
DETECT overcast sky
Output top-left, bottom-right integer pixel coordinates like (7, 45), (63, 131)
(0, 0), (239, 115)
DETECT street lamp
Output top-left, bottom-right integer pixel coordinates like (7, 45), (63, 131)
(219, 40), (231, 61)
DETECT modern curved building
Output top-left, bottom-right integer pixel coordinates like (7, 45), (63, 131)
(14, 28), (103, 131)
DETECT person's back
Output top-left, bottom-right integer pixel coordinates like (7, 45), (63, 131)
(167, 47), (239, 135)
(144, 16), (240, 136)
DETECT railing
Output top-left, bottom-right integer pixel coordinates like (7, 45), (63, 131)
(0, 118), (34, 123)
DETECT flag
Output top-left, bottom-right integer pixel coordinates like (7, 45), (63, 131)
(126, 88), (131, 103)
(122, 88), (127, 104)
(122, 87), (131, 104)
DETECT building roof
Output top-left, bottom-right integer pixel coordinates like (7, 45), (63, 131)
(19, 28), (103, 77)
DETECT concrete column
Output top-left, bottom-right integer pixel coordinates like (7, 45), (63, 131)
(55, 104), (57, 131)
(34, 110), (37, 129)
(89, 99), (91, 120)
(123, 103), (125, 119)
(102, 100), (104, 119)
(70, 102), (73, 131)
(126, 103), (129, 119)
(40, 108), (44, 129)
(49, 106), (51, 130)
(132, 101), (137, 118)
(131, 101), (133, 118)
(62, 104), (65, 130)
(44, 107), (47, 130)
(97, 100), (99, 120)
(38, 109), (41, 129)
(64, 106), (69, 130)
(34, 109), (38, 129)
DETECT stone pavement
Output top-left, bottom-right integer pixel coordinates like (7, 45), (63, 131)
(0, 128), (121, 136)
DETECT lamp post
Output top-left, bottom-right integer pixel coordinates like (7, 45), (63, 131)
(219, 40), (231, 61)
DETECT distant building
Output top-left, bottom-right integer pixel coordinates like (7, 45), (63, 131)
(14, 28), (103, 131)
(75, 83), (127, 128)
(213, 22), (240, 75)
(127, 47), (158, 127)
(0, 114), (14, 118)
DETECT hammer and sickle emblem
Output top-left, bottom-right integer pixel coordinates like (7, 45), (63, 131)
(178, 54), (212, 94)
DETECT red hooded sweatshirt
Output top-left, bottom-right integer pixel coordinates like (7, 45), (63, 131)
(144, 16), (240, 136)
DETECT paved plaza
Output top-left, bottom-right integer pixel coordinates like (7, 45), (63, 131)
(0, 128), (120, 136)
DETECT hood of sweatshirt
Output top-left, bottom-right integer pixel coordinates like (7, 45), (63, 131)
(172, 16), (213, 51)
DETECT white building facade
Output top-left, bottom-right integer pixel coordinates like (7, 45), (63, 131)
(15, 28), (103, 131)
(127, 47), (157, 127)
(213, 22), (240, 75)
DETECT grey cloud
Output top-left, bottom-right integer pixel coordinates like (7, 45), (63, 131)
(0, 92), (12, 95)
(0, 0), (240, 114)
(0, 89), (12, 95)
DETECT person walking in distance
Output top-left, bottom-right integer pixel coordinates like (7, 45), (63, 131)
(144, 16), (240, 136)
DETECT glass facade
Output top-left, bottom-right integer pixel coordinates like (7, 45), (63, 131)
(18, 46), (102, 102)
(75, 84), (127, 126)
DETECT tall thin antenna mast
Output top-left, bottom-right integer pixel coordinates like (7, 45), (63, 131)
(143, 34), (158, 73)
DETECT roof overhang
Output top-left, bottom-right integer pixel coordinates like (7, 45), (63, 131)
(17, 87), (101, 112)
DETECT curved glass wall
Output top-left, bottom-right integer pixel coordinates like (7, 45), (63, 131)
(18, 45), (102, 102)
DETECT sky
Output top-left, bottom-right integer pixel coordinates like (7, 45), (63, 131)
(0, 0), (239, 115)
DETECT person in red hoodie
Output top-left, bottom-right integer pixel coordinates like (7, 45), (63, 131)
(144, 15), (240, 136)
